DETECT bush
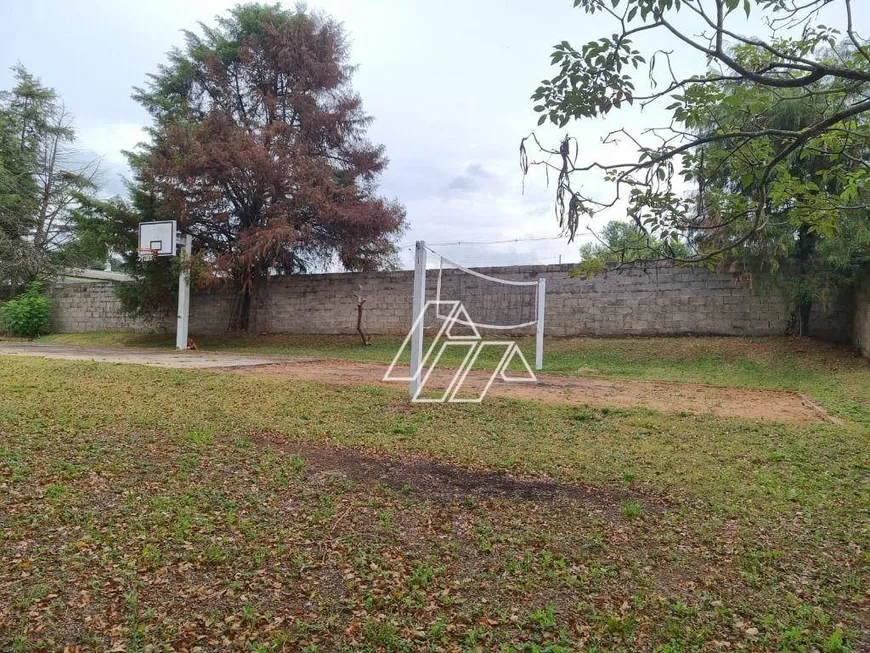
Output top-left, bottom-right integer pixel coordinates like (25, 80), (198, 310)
(1, 282), (52, 338)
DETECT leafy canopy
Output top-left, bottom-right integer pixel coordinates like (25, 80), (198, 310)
(0, 65), (100, 294)
(692, 71), (870, 332)
(126, 4), (406, 329)
(573, 219), (689, 278)
(522, 0), (870, 265)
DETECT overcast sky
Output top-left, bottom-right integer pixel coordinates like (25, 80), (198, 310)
(2, 0), (865, 269)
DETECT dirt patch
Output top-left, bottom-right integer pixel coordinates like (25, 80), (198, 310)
(252, 433), (665, 515)
(0, 341), (835, 423)
(228, 359), (830, 424)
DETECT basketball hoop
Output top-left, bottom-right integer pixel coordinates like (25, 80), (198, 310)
(136, 247), (158, 262)
(135, 220), (191, 351)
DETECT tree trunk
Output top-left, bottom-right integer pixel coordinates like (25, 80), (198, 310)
(238, 285), (252, 331)
(790, 223), (817, 337)
(228, 277), (258, 332)
(797, 300), (812, 337)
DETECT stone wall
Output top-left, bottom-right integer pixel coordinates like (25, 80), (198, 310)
(50, 262), (796, 338)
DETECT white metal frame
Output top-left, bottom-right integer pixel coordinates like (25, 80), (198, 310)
(409, 241), (427, 397)
(408, 240), (546, 398)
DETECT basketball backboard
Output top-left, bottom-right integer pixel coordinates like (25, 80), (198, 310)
(138, 221), (177, 257)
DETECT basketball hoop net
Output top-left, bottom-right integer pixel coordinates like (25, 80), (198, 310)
(136, 247), (158, 262)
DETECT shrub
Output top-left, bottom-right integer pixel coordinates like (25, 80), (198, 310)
(1, 282), (52, 338)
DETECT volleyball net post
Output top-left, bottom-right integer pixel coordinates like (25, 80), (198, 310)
(536, 277), (546, 370)
(409, 241), (427, 398)
(407, 240), (546, 397)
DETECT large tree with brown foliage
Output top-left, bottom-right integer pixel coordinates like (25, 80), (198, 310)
(131, 4), (405, 330)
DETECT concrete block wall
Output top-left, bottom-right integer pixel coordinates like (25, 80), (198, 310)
(50, 281), (168, 333)
(808, 287), (855, 343)
(50, 262), (793, 338)
(518, 263), (789, 336)
(255, 270), (415, 334)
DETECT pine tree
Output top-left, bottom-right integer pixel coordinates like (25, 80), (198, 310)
(130, 4), (406, 330)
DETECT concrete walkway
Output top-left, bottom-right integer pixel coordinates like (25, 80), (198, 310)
(0, 341), (303, 369)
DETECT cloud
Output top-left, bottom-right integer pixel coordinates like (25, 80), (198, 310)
(76, 123), (148, 166)
(466, 164), (492, 178)
(96, 159), (131, 197)
(2, 0), (656, 270)
(445, 163), (496, 193)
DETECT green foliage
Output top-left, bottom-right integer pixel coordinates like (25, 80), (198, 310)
(113, 251), (211, 320)
(621, 499), (644, 519)
(1, 281), (51, 338)
(571, 220), (689, 278)
(64, 194), (166, 316)
(525, 0), (870, 266)
(0, 68), (42, 295)
(692, 73), (870, 332)
(70, 193), (210, 319)
(0, 65), (99, 292)
(527, 605), (557, 630)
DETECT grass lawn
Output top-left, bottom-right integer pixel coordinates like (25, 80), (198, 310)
(36, 332), (870, 422)
(0, 338), (867, 650)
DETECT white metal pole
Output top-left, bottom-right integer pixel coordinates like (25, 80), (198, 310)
(535, 277), (546, 370)
(176, 234), (192, 351)
(409, 240), (427, 398)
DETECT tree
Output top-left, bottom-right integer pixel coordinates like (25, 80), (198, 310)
(69, 193), (182, 319)
(129, 4), (406, 330)
(0, 65), (100, 294)
(573, 219), (689, 277)
(0, 97), (39, 296)
(693, 81), (870, 334)
(521, 0), (870, 264)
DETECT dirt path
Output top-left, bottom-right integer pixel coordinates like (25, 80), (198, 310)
(0, 342), (831, 424)
(228, 359), (831, 424)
